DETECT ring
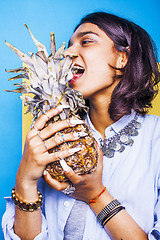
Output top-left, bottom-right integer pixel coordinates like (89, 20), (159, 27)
(43, 111), (50, 121)
(43, 141), (48, 150)
(66, 119), (71, 127)
(31, 125), (39, 132)
(61, 134), (65, 142)
(37, 132), (44, 141)
(57, 151), (62, 160)
(61, 183), (76, 196)
(54, 133), (64, 146)
(54, 134), (59, 146)
(58, 133), (65, 144)
(57, 105), (63, 114)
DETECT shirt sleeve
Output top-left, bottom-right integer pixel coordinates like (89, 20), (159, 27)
(148, 178), (160, 240)
(148, 117), (160, 240)
(2, 198), (48, 240)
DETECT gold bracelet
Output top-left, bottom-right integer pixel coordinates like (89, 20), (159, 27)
(11, 187), (43, 212)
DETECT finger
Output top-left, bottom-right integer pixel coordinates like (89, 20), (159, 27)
(97, 144), (103, 165)
(33, 106), (64, 130)
(94, 144), (103, 175)
(26, 126), (41, 140)
(27, 107), (63, 139)
(29, 125), (40, 137)
(98, 143), (103, 161)
(43, 170), (68, 190)
(59, 159), (83, 185)
(26, 130), (48, 151)
(44, 131), (88, 149)
(43, 147), (82, 165)
(39, 118), (84, 140)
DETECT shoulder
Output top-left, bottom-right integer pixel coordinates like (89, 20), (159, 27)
(138, 114), (160, 158)
(140, 114), (160, 133)
(139, 114), (160, 145)
(141, 114), (160, 168)
(142, 113), (160, 124)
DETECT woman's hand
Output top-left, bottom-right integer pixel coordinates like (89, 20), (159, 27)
(15, 106), (83, 198)
(44, 144), (105, 203)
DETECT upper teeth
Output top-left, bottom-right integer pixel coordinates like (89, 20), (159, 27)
(72, 66), (85, 74)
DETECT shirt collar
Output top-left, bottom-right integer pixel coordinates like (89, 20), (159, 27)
(86, 110), (140, 140)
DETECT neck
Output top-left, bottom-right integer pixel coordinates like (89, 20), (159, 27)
(89, 95), (114, 139)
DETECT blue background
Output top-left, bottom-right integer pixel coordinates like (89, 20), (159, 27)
(0, 0), (159, 239)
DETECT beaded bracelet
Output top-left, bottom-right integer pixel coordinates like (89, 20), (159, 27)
(11, 187), (43, 212)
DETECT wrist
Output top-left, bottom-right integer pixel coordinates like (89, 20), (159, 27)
(12, 186), (43, 212)
(88, 187), (107, 204)
(89, 188), (114, 215)
(15, 179), (39, 203)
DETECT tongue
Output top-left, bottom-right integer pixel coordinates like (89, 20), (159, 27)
(69, 74), (83, 85)
(72, 74), (83, 80)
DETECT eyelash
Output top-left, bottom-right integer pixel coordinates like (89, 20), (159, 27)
(81, 39), (93, 46)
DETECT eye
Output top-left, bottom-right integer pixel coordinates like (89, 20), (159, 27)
(81, 39), (94, 46)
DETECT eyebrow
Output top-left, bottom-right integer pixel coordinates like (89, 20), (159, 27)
(77, 31), (99, 38)
(68, 31), (99, 46)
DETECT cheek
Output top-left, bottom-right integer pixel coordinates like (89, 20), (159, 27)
(86, 49), (115, 73)
(87, 60), (114, 82)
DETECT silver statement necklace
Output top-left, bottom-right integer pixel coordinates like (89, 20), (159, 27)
(99, 114), (141, 158)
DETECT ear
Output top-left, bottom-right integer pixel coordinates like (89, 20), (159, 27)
(117, 51), (128, 69)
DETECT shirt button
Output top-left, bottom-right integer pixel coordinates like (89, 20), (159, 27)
(64, 201), (70, 207)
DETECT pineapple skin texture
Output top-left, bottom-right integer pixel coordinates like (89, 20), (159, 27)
(46, 116), (98, 182)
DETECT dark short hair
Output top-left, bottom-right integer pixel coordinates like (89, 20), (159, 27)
(75, 12), (160, 121)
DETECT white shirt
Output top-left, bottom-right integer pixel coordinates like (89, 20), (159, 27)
(2, 112), (160, 239)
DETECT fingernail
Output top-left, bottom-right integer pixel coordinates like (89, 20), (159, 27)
(94, 136), (101, 147)
(69, 147), (82, 154)
(69, 119), (84, 126)
(73, 132), (88, 138)
(60, 159), (70, 172)
(57, 105), (70, 112)
(43, 170), (47, 176)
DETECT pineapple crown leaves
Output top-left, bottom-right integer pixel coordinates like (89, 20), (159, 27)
(5, 24), (88, 122)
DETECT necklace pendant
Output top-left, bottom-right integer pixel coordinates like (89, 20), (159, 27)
(120, 134), (129, 144)
(118, 145), (125, 152)
(108, 141), (120, 151)
(126, 127), (138, 136)
(103, 147), (115, 158)
(133, 121), (141, 129)
(99, 113), (141, 159)
(125, 138), (134, 146)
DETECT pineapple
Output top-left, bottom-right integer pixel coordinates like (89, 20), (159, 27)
(5, 25), (98, 182)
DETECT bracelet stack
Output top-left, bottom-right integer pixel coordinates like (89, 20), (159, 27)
(11, 187), (43, 212)
(97, 199), (125, 227)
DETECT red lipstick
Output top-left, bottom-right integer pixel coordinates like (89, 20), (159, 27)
(69, 73), (83, 85)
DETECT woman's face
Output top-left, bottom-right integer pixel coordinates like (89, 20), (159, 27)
(64, 23), (123, 99)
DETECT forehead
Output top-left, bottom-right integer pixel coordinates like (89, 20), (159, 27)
(69, 23), (107, 45)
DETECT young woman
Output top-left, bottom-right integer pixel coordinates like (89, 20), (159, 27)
(2, 12), (160, 240)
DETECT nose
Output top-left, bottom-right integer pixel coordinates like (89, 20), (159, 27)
(63, 46), (79, 59)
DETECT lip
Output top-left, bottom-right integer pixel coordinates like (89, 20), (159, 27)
(71, 63), (85, 73)
(69, 73), (83, 86)
(70, 63), (85, 86)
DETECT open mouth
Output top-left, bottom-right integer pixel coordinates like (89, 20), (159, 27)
(71, 64), (85, 75)
(69, 64), (85, 86)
